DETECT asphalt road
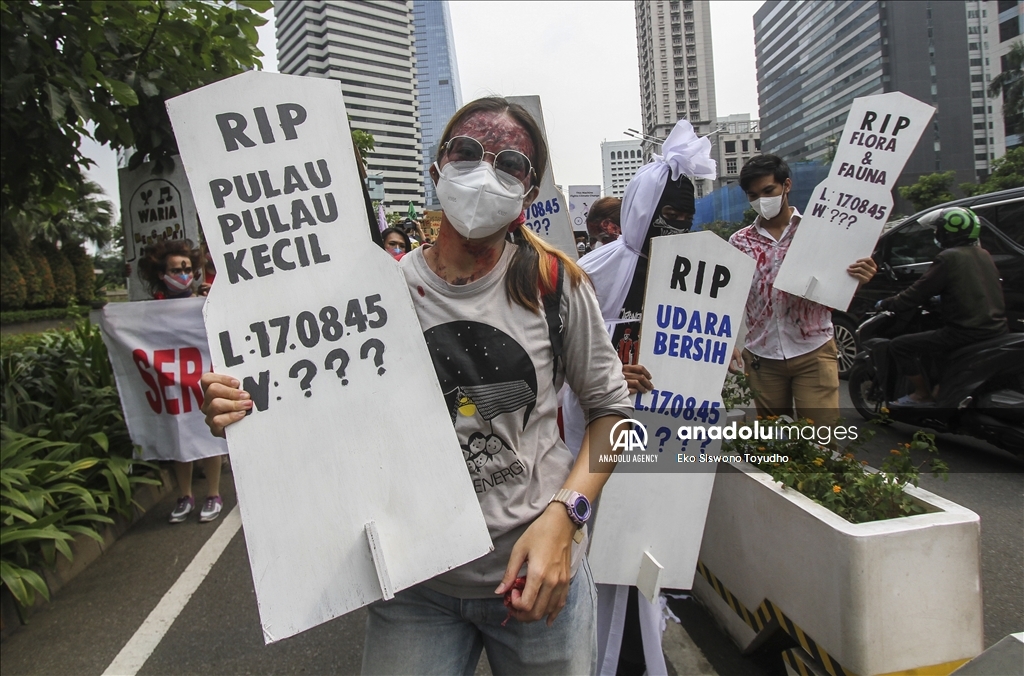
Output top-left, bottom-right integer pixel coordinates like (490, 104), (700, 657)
(2, 387), (1020, 675)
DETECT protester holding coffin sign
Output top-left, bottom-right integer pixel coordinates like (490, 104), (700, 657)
(729, 155), (877, 421)
(203, 97), (632, 673)
(562, 118), (716, 676)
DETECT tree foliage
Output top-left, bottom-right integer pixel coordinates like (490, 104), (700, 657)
(898, 171), (957, 212)
(989, 40), (1023, 135)
(961, 147), (1024, 197)
(1, 0), (271, 224)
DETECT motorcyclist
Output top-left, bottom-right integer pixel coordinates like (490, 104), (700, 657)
(877, 206), (1008, 405)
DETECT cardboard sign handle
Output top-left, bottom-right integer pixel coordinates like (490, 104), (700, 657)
(637, 550), (664, 603)
(365, 521), (394, 600)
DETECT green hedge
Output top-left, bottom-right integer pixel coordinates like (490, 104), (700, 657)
(1, 322), (158, 613)
(0, 305), (90, 326)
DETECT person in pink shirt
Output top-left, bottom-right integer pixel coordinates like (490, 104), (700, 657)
(729, 155), (876, 422)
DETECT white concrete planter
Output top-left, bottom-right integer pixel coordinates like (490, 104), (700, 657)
(693, 461), (982, 676)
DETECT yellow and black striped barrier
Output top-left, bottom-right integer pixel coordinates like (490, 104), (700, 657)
(695, 560), (855, 676)
(696, 561), (972, 676)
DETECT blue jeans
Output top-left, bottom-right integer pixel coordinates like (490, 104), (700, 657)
(362, 558), (598, 675)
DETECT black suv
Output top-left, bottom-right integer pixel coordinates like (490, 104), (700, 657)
(832, 187), (1024, 377)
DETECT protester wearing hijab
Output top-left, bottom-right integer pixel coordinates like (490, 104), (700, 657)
(563, 119), (717, 676)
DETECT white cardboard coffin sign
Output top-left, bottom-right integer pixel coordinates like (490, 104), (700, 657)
(100, 297), (228, 462)
(118, 160), (200, 301)
(774, 92), (934, 310)
(588, 232), (754, 599)
(507, 96), (577, 259)
(166, 71), (491, 643)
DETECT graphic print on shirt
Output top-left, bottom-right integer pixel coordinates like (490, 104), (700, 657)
(424, 321), (533, 492)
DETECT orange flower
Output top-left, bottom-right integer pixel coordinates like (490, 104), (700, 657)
(758, 446), (766, 451)
(890, 449), (901, 455)
(812, 458), (825, 467)
(843, 453), (854, 460)
(833, 485), (842, 494)
(806, 418), (814, 424)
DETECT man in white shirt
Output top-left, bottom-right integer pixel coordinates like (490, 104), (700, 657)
(729, 155), (876, 422)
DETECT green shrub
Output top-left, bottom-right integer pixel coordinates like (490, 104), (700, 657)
(0, 332), (51, 360)
(42, 243), (76, 308)
(27, 248), (55, 308)
(0, 306), (90, 326)
(64, 243), (95, 304)
(719, 377), (947, 523)
(11, 246), (41, 308)
(724, 417), (947, 523)
(1, 322), (158, 611)
(0, 249), (27, 310)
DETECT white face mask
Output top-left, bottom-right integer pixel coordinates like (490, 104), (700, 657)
(434, 161), (525, 239)
(749, 193), (785, 220)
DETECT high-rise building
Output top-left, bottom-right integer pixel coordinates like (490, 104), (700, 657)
(412, 0), (462, 210)
(984, 0), (1023, 155)
(754, 0), (997, 192)
(635, 0), (717, 195)
(602, 139), (645, 199)
(275, 1), (423, 212)
(715, 114), (761, 187)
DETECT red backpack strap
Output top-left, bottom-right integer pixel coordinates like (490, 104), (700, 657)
(541, 255), (565, 384)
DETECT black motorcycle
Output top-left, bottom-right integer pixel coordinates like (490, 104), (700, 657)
(848, 308), (1024, 456)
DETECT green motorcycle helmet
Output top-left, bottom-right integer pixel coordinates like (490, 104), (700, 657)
(922, 206), (981, 248)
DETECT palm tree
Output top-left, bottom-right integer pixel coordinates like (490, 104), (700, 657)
(989, 41), (1024, 135)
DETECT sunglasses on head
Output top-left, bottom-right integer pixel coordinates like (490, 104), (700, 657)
(441, 136), (535, 188)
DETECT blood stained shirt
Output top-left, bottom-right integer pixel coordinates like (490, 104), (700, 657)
(729, 210), (834, 360)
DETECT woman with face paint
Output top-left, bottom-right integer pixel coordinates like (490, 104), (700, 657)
(201, 98), (633, 674)
(563, 118), (718, 676)
(137, 239), (226, 524)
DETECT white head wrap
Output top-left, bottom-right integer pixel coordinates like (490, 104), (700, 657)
(578, 119), (717, 328)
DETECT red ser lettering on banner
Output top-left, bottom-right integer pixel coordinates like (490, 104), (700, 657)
(132, 348), (205, 415)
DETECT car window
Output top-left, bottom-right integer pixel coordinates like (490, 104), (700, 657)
(978, 220), (1017, 258)
(885, 219), (939, 267)
(972, 198), (1024, 246)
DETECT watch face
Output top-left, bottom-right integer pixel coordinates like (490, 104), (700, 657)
(572, 496), (591, 522)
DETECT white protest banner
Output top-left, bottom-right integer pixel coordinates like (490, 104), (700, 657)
(166, 71), (491, 643)
(588, 231), (755, 598)
(507, 96), (578, 259)
(568, 185), (601, 233)
(774, 92), (935, 310)
(100, 297), (228, 462)
(118, 160), (200, 301)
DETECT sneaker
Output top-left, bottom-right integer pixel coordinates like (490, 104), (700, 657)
(199, 496), (223, 523)
(169, 496), (194, 523)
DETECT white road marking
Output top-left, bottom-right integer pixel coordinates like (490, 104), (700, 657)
(103, 506), (242, 676)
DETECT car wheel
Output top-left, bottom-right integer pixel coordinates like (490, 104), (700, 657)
(848, 362), (887, 422)
(833, 316), (858, 380)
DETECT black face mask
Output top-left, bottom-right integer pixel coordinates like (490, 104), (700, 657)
(641, 175), (696, 255)
(652, 214), (694, 237)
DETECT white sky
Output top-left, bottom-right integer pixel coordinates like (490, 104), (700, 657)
(84, 1), (761, 220)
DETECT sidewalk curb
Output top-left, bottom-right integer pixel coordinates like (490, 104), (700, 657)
(0, 466), (175, 641)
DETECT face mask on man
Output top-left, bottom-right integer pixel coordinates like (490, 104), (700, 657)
(749, 193), (786, 220)
(434, 161), (525, 239)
